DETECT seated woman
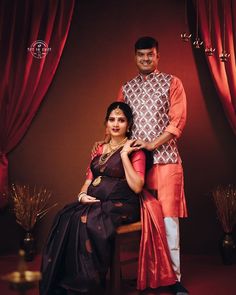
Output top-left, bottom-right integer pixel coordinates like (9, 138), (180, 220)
(40, 102), (176, 295)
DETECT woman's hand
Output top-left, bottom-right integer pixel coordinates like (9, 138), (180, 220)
(91, 134), (111, 156)
(120, 139), (142, 156)
(79, 193), (100, 204)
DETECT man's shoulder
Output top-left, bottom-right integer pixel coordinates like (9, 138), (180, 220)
(121, 71), (182, 88)
(157, 71), (173, 80)
(160, 71), (182, 82)
(158, 72), (185, 88)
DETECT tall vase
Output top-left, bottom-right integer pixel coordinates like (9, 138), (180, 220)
(219, 232), (235, 265)
(23, 231), (35, 262)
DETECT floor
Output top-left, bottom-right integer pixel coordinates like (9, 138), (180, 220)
(0, 254), (236, 295)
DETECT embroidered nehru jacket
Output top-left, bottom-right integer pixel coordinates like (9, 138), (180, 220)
(118, 70), (186, 164)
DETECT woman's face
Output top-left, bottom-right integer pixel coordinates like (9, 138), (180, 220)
(106, 108), (129, 138)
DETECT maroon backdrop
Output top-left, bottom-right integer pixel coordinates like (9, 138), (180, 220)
(0, 0), (75, 206)
(0, 0), (235, 255)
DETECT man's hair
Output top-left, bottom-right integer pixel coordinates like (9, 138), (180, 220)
(134, 36), (159, 52)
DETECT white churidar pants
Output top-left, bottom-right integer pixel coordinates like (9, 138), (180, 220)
(164, 217), (181, 281)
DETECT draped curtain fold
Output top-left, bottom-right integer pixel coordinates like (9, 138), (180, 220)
(198, 0), (236, 135)
(0, 0), (75, 207)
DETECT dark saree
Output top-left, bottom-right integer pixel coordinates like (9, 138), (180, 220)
(40, 149), (141, 294)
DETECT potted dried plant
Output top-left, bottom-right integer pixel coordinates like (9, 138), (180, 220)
(212, 184), (236, 264)
(10, 183), (57, 261)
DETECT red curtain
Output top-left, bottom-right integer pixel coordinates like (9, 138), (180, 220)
(0, 0), (75, 207)
(198, 0), (236, 135)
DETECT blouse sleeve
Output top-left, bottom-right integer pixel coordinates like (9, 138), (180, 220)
(130, 150), (146, 181)
(85, 145), (103, 180)
(165, 76), (187, 138)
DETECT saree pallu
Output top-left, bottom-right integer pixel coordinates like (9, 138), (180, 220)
(137, 188), (177, 290)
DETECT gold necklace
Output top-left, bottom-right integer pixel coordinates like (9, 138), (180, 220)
(98, 137), (127, 167)
(108, 137), (128, 151)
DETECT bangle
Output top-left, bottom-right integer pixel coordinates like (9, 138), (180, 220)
(78, 191), (86, 202)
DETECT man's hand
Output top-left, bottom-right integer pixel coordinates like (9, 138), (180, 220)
(92, 140), (104, 156)
(120, 139), (142, 155)
(132, 139), (155, 151)
(91, 134), (111, 156)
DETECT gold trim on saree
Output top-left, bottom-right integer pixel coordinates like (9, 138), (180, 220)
(92, 176), (102, 186)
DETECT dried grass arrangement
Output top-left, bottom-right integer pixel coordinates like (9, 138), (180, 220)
(10, 183), (57, 231)
(212, 184), (236, 233)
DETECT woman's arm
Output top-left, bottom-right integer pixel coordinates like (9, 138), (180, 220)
(78, 179), (101, 204)
(120, 140), (145, 194)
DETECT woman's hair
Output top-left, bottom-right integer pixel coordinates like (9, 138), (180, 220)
(105, 101), (133, 137)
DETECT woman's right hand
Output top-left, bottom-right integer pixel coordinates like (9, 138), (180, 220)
(79, 194), (100, 204)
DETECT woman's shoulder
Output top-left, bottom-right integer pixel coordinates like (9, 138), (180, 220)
(88, 144), (103, 162)
(97, 144), (105, 154)
(130, 149), (153, 170)
(130, 149), (145, 160)
(92, 144), (105, 158)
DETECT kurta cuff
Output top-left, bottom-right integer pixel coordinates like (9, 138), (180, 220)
(165, 125), (182, 138)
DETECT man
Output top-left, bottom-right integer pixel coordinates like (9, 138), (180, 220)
(117, 36), (188, 294)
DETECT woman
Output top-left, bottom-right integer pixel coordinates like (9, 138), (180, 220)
(40, 102), (147, 294)
(40, 102), (176, 295)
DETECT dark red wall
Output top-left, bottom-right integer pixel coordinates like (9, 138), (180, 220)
(1, 0), (235, 254)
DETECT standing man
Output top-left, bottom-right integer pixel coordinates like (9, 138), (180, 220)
(117, 36), (188, 294)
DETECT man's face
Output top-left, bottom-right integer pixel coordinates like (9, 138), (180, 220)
(135, 47), (160, 75)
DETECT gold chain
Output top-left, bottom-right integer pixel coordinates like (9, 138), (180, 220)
(108, 137), (128, 150)
(98, 137), (128, 166)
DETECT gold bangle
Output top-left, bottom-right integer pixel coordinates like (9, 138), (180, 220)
(78, 192), (86, 202)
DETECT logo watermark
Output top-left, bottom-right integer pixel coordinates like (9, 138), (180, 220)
(27, 40), (51, 59)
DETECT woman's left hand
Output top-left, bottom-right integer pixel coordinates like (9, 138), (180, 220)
(79, 194), (100, 204)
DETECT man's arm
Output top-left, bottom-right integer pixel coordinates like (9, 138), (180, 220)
(165, 76), (187, 138)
